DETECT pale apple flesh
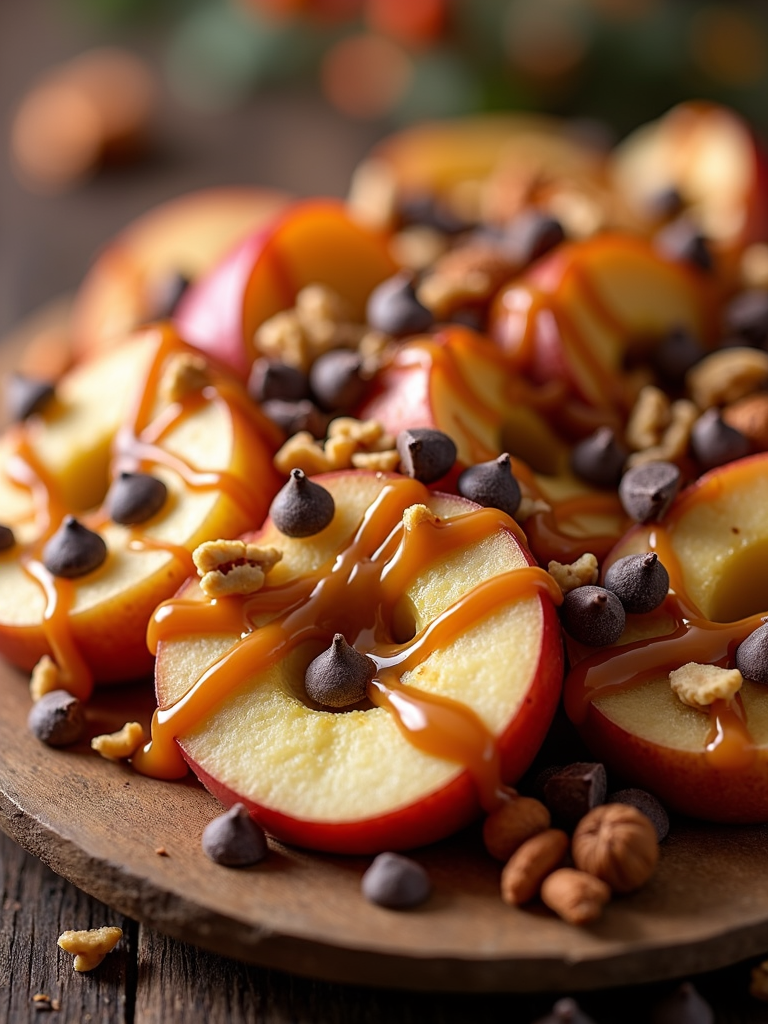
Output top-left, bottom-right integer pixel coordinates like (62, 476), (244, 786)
(151, 471), (563, 853)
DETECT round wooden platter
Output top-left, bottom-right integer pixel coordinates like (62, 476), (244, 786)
(1, 665), (768, 992)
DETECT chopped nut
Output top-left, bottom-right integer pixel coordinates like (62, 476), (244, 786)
(193, 539), (282, 598)
(750, 959), (768, 1001)
(255, 310), (310, 370)
(500, 829), (570, 906)
(160, 352), (210, 404)
(572, 803), (658, 893)
(417, 244), (515, 318)
(626, 399), (698, 468)
(402, 504), (440, 531)
(544, 186), (605, 239)
(722, 392), (768, 450)
(328, 417), (389, 446)
(548, 553), (599, 594)
(740, 243), (768, 290)
(30, 655), (61, 701)
(274, 432), (331, 476)
(351, 450), (400, 472)
(347, 157), (398, 231)
(687, 347), (768, 410)
(358, 329), (394, 375)
(58, 926), (122, 972)
(626, 385), (671, 451)
(389, 226), (449, 271)
(483, 796), (551, 862)
(323, 435), (358, 471)
(91, 722), (146, 761)
(296, 283), (352, 326)
(670, 662), (743, 710)
(540, 867), (611, 926)
(515, 496), (552, 521)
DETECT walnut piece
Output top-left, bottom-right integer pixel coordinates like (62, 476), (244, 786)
(29, 655), (60, 701)
(669, 662), (743, 710)
(626, 385), (671, 451)
(193, 539), (282, 598)
(500, 829), (570, 906)
(274, 418), (397, 476)
(160, 352), (210, 404)
(482, 795), (551, 862)
(722, 392), (768, 451)
(91, 721), (146, 761)
(686, 347), (768, 410)
(572, 803), (659, 893)
(351, 450), (400, 472)
(417, 244), (515, 319)
(58, 926), (122, 972)
(402, 504), (440, 532)
(540, 868), (611, 925)
(626, 399), (698, 468)
(547, 553), (599, 594)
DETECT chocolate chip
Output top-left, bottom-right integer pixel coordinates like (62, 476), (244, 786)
(619, 461), (681, 523)
(532, 997), (597, 1024)
(505, 208), (565, 264)
(270, 468), (335, 537)
(608, 788), (670, 842)
(42, 517), (107, 578)
(543, 762), (607, 828)
(650, 982), (714, 1024)
(656, 218), (713, 271)
(304, 634), (376, 708)
(735, 622), (768, 684)
(570, 427), (627, 488)
(396, 428), (456, 484)
(651, 326), (706, 387)
(0, 524), (15, 551)
(690, 407), (751, 471)
(107, 472), (167, 525)
(201, 803), (268, 867)
(530, 764), (565, 801)
(309, 350), (368, 412)
(603, 552), (669, 614)
(457, 453), (521, 517)
(366, 273), (434, 337)
(248, 359), (310, 404)
(398, 193), (467, 235)
(6, 373), (55, 422)
(723, 289), (768, 348)
(361, 852), (431, 909)
(148, 270), (190, 320)
(27, 689), (85, 747)
(261, 399), (329, 439)
(561, 586), (625, 647)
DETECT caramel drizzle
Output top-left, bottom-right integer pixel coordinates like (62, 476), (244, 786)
(134, 477), (562, 809)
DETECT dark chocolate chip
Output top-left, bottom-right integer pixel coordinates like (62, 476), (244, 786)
(608, 788), (670, 842)
(270, 468), (335, 538)
(0, 524), (15, 551)
(309, 350), (369, 412)
(361, 852), (431, 909)
(651, 326), (706, 387)
(261, 399), (329, 439)
(248, 359), (310, 404)
(650, 982), (714, 1024)
(366, 273), (434, 337)
(148, 270), (191, 320)
(619, 461), (681, 523)
(656, 218), (713, 271)
(505, 208), (565, 265)
(6, 373), (55, 422)
(530, 764), (565, 801)
(201, 803), (268, 867)
(735, 622), (768, 685)
(532, 997), (597, 1024)
(42, 517), (107, 578)
(398, 193), (467, 235)
(723, 289), (768, 348)
(570, 427), (627, 488)
(646, 186), (685, 221)
(561, 586), (625, 647)
(304, 634), (376, 708)
(107, 472), (168, 525)
(396, 428), (457, 484)
(457, 453), (521, 518)
(27, 689), (85, 747)
(543, 762), (607, 828)
(603, 552), (669, 614)
(690, 407), (751, 471)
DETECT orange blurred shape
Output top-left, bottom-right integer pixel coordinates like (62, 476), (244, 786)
(364, 0), (446, 47)
(690, 6), (767, 87)
(321, 33), (413, 119)
(245, 0), (363, 21)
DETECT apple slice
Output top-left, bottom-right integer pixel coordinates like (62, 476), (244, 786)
(71, 187), (291, 359)
(174, 199), (397, 378)
(141, 470), (564, 853)
(0, 325), (283, 695)
(564, 453), (768, 822)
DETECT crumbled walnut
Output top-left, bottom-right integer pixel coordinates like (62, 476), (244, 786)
(160, 352), (210, 404)
(274, 432), (331, 476)
(402, 504), (440, 531)
(323, 435), (358, 471)
(626, 385), (671, 451)
(296, 283), (353, 326)
(417, 244), (515, 319)
(91, 722), (146, 761)
(351, 450), (400, 472)
(30, 655), (60, 701)
(687, 347), (768, 410)
(544, 187), (605, 239)
(722, 393), (768, 450)
(548, 553), (599, 594)
(274, 417), (398, 475)
(515, 496), (552, 521)
(328, 417), (393, 448)
(57, 926), (122, 972)
(358, 329), (394, 376)
(626, 399), (698, 468)
(347, 157), (398, 231)
(669, 662), (743, 710)
(740, 243), (768, 290)
(389, 226), (449, 271)
(255, 310), (310, 370)
(155, 846), (169, 857)
(193, 539), (282, 598)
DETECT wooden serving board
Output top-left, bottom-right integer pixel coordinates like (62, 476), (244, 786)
(1, 664), (768, 993)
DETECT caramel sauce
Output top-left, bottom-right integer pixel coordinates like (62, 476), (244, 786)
(134, 477), (562, 807)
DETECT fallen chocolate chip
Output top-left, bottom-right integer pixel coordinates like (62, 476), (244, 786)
(735, 622), (768, 685)
(261, 399), (329, 439)
(570, 427), (627, 488)
(396, 428), (457, 484)
(561, 586), (625, 647)
(619, 461), (681, 523)
(107, 471), (168, 525)
(27, 689), (85, 747)
(656, 218), (713, 272)
(608, 788), (670, 842)
(270, 468), (335, 537)
(6, 373), (55, 422)
(248, 359), (310, 404)
(505, 208), (565, 265)
(366, 272), (434, 337)
(42, 517), (108, 578)
(0, 524), (15, 551)
(690, 407), (751, 471)
(603, 551), (670, 614)
(723, 289), (768, 348)
(543, 762), (607, 828)
(361, 852), (431, 909)
(201, 803), (268, 867)
(650, 982), (714, 1024)
(651, 326), (706, 387)
(309, 349), (368, 412)
(148, 270), (190, 321)
(457, 453), (521, 518)
(304, 634), (376, 708)
(532, 997), (597, 1024)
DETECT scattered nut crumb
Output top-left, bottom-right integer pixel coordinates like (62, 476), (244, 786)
(417, 244), (515, 318)
(626, 399), (698, 468)
(402, 504), (440, 531)
(30, 655), (60, 701)
(515, 496), (552, 521)
(160, 352), (210, 404)
(155, 846), (169, 857)
(91, 722), (146, 761)
(193, 539), (282, 598)
(256, 310), (310, 370)
(351, 450), (400, 472)
(274, 432), (331, 476)
(57, 926), (122, 972)
(274, 418), (396, 476)
(686, 347), (768, 410)
(548, 553), (599, 594)
(669, 662), (743, 710)
(626, 385), (671, 451)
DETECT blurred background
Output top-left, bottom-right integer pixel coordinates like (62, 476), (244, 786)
(3, 0), (768, 336)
